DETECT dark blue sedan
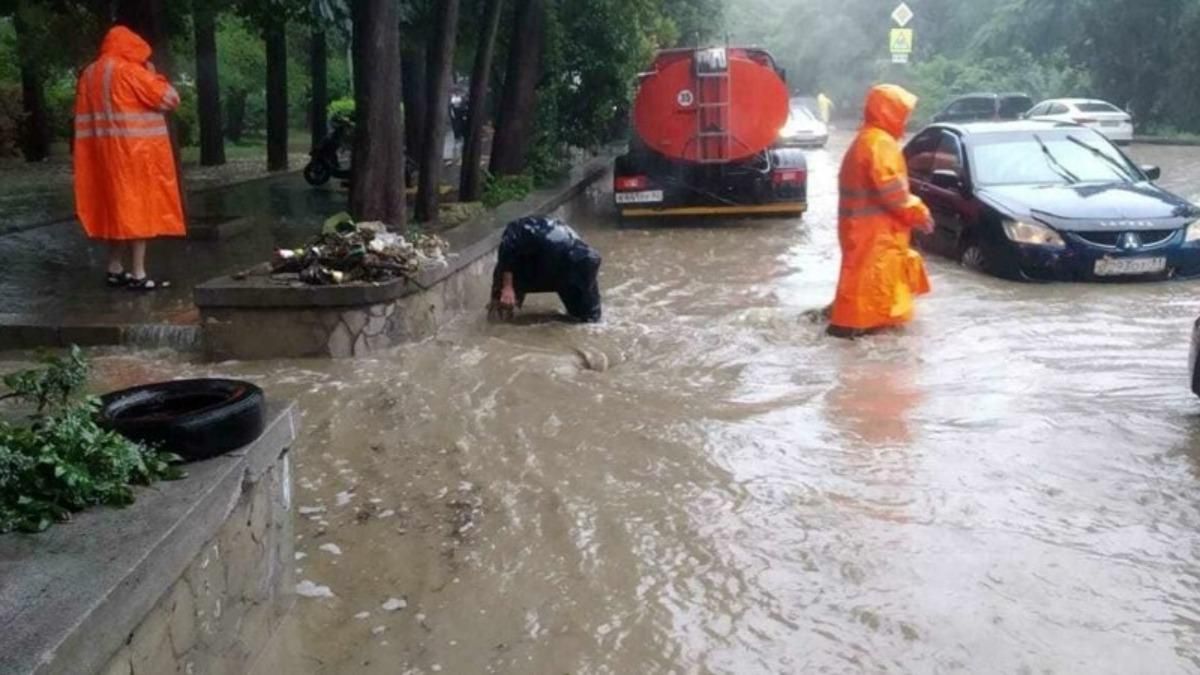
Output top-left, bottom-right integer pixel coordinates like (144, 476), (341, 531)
(903, 121), (1200, 281)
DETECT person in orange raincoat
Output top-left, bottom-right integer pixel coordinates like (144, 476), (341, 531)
(829, 84), (933, 337)
(74, 26), (185, 290)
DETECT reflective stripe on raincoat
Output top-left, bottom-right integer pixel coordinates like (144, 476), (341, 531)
(73, 26), (184, 241)
(830, 84), (931, 331)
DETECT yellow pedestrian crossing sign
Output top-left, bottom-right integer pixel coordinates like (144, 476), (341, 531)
(890, 28), (913, 55)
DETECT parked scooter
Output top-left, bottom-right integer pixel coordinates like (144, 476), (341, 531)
(304, 117), (353, 186)
(304, 117), (417, 188)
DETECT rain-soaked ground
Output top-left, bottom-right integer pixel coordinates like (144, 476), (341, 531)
(9, 131), (1200, 673)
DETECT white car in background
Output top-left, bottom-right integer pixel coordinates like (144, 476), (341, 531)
(1025, 98), (1134, 144)
(776, 102), (828, 148)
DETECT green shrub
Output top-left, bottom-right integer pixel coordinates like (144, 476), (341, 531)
(482, 172), (535, 209)
(328, 96), (355, 126)
(173, 84), (199, 148)
(0, 347), (183, 534)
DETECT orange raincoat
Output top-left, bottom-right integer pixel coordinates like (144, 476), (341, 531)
(830, 84), (931, 332)
(73, 26), (184, 241)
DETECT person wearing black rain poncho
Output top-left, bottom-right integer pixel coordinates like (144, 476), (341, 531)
(488, 217), (603, 323)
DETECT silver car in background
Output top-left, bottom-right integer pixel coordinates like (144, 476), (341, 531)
(1026, 98), (1135, 144)
(777, 101), (828, 148)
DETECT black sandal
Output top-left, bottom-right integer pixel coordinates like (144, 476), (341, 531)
(106, 271), (133, 288)
(126, 276), (172, 291)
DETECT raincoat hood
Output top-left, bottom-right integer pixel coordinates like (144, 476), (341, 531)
(863, 84), (918, 139)
(100, 26), (152, 64)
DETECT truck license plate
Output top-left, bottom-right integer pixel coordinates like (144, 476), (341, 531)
(1094, 256), (1166, 276)
(615, 190), (663, 204)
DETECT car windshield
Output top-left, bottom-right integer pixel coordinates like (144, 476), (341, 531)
(968, 131), (1142, 186)
(789, 106), (816, 122)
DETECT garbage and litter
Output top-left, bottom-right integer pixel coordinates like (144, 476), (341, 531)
(272, 213), (451, 285)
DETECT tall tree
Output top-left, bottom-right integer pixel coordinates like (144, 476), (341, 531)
(114, 0), (171, 70)
(264, 17), (289, 170)
(12, 7), (50, 162)
(401, 44), (427, 175)
(310, 27), (328, 150)
(194, 0), (226, 166)
(489, 0), (545, 175)
(350, 0), (405, 227)
(459, 0), (503, 201)
(237, 0), (297, 170)
(414, 0), (459, 222)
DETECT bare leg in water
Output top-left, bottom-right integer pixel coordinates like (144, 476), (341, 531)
(130, 240), (147, 280)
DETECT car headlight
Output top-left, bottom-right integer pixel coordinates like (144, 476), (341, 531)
(1186, 222), (1200, 243)
(1002, 219), (1066, 248)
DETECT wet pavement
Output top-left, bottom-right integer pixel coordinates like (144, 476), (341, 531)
(7, 131), (1200, 673)
(0, 173), (346, 326)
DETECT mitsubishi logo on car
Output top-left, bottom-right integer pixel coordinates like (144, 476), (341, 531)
(1118, 232), (1142, 250)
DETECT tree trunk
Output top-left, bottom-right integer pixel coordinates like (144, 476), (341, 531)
(489, 0), (545, 176)
(415, 0), (460, 223)
(225, 90), (247, 143)
(115, 0), (170, 71)
(194, 1), (225, 166)
(265, 20), (289, 171)
(310, 29), (329, 151)
(460, 0), (504, 201)
(19, 67), (50, 162)
(401, 46), (428, 175)
(350, 0), (406, 228)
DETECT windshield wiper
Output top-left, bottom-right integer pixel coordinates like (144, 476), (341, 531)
(1033, 133), (1080, 184)
(1065, 135), (1138, 182)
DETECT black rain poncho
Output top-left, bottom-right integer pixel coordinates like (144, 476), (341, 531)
(492, 217), (602, 322)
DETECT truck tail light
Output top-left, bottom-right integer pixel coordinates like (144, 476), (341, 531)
(771, 169), (806, 186)
(614, 175), (648, 191)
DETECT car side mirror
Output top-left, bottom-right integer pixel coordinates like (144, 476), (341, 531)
(931, 169), (965, 192)
(1141, 165), (1162, 181)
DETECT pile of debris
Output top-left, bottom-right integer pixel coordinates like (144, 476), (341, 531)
(272, 214), (451, 285)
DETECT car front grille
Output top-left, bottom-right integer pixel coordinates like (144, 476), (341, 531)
(1074, 230), (1177, 248)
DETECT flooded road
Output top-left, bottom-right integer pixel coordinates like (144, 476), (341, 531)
(31, 132), (1200, 672)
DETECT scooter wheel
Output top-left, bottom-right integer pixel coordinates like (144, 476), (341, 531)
(304, 160), (332, 186)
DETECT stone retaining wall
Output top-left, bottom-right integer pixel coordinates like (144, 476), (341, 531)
(99, 453), (293, 675)
(201, 251), (493, 360)
(0, 404), (296, 675)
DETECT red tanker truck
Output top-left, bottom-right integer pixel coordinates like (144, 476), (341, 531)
(613, 46), (808, 219)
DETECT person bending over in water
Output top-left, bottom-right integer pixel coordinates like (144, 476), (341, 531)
(489, 217), (603, 323)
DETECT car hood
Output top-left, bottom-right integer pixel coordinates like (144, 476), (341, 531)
(976, 182), (1200, 230)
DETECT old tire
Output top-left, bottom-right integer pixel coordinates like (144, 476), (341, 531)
(98, 379), (267, 463)
(304, 159), (332, 186)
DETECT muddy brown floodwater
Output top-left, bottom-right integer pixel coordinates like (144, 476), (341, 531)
(24, 131), (1200, 673)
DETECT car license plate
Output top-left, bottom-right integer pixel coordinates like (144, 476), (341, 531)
(615, 190), (663, 204)
(1094, 256), (1167, 276)
(1101, 120), (1121, 127)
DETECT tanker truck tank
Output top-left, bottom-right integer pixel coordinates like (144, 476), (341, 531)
(613, 46), (809, 219)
